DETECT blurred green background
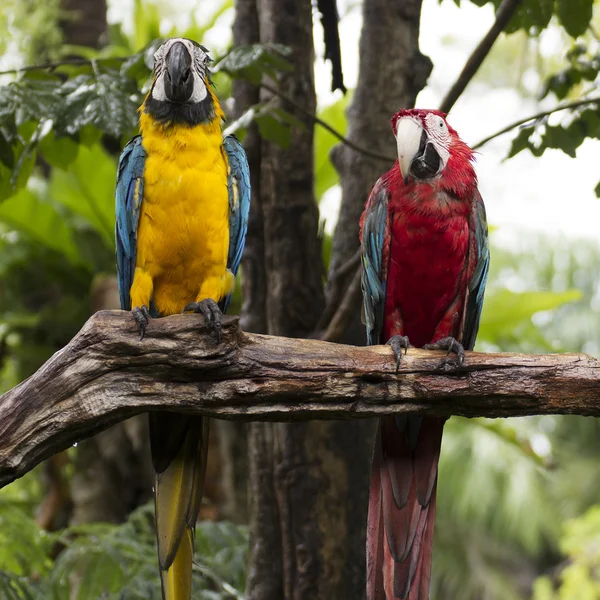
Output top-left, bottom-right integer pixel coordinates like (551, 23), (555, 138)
(1, 0), (600, 598)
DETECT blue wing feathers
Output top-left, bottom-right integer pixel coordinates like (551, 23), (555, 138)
(361, 182), (389, 347)
(222, 135), (251, 312)
(462, 190), (489, 351)
(360, 183), (488, 351)
(115, 136), (145, 311)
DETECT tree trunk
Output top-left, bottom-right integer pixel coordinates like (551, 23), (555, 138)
(209, 0), (269, 528)
(239, 0), (378, 597)
(245, 0), (324, 595)
(59, 0), (107, 49)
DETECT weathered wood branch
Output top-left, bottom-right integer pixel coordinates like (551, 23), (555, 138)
(1, 310), (599, 489)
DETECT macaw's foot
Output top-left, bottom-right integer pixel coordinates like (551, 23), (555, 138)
(423, 336), (465, 366)
(183, 299), (222, 343)
(132, 305), (151, 341)
(386, 335), (411, 371)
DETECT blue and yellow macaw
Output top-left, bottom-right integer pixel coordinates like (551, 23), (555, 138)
(115, 38), (250, 600)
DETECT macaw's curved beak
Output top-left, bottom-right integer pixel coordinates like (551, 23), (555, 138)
(165, 41), (194, 103)
(395, 117), (440, 185)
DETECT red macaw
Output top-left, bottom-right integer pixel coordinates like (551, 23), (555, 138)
(359, 108), (489, 599)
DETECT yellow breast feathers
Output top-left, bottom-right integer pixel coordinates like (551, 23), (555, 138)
(129, 110), (233, 316)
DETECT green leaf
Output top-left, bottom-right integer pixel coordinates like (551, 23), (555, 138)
(557, 0), (594, 38)
(48, 144), (117, 247)
(0, 132), (14, 169)
(255, 113), (292, 148)
(10, 145), (37, 195)
(543, 124), (579, 158)
(595, 181), (600, 198)
(505, 0), (554, 34)
(55, 73), (140, 140)
(215, 44), (292, 85)
(507, 126), (533, 158)
(0, 188), (83, 265)
(38, 131), (79, 169)
(478, 288), (582, 345)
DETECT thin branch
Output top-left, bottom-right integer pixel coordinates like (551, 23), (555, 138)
(260, 81), (395, 162)
(320, 267), (363, 342)
(1, 310), (600, 489)
(439, 0), (523, 114)
(328, 246), (362, 283)
(471, 96), (600, 150)
(314, 248), (362, 334)
(0, 56), (126, 76)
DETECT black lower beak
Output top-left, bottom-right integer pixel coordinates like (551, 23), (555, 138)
(409, 133), (441, 182)
(165, 42), (194, 103)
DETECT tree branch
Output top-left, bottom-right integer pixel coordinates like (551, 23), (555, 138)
(313, 248), (361, 336)
(439, 0), (523, 114)
(260, 81), (395, 162)
(471, 96), (600, 150)
(1, 311), (599, 489)
(320, 266), (363, 342)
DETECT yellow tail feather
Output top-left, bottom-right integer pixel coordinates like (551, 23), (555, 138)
(151, 414), (209, 600)
(160, 528), (194, 600)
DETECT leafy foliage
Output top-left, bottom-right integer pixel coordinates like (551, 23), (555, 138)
(0, 503), (248, 600)
(532, 506), (600, 600)
(0, 42), (300, 200)
(465, 0), (594, 37)
(505, 41), (600, 195)
(214, 43), (292, 85)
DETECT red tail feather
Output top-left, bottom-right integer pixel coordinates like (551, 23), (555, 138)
(367, 416), (444, 600)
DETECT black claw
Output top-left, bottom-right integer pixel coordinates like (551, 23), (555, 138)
(182, 299), (223, 343)
(386, 335), (411, 372)
(423, 336), (465, 367)
(132, 305), (151, 341)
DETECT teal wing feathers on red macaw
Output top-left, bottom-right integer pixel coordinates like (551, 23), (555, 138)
(360, 179), (489, 353)
(360, 177), (391, 347)
(462, 189), (489, 351)
(360, 109), (488, 600)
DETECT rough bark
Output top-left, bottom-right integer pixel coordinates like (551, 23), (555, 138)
(59, 0), (108, 49)
(2, 312), (599, 488)
(246, 0), (334, 597)
(236, 0), (267, 336)
(258, 0), (324, 339)
(211, 0), (267, 529)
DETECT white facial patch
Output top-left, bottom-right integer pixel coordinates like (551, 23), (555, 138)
(424, 113), (451, 169)
(151, 37), (209, 103)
